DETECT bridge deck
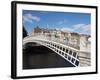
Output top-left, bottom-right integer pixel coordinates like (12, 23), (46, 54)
(23, 46), (75, 69)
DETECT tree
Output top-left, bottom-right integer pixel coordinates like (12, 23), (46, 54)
(23, 26), (28, 38)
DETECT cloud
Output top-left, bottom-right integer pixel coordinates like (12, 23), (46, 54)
(73, 24), (85, 30)
(23, 15), (33, 23)
(56, 23), (91, 35)
(82, 24), (90, 32)
(57, 20), (67, 25)
(31, 16), (40, 22)
(72, 24), (91, 35)
(23, 14), (40, 23)
(61, 27), (74, 32)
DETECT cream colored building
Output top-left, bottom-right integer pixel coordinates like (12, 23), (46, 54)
(32, 27), (91, 52)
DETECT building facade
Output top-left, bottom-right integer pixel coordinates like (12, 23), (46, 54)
(32, 26), (91, 52)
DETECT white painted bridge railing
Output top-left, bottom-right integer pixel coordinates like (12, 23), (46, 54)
(23, 35), (91, 67)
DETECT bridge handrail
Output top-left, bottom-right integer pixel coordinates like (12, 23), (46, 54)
(24, 35), (79, 48)
(23, 36), (79, 52)
(23, 36), (91, 54)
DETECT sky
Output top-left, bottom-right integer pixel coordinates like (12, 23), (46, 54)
(23, 10), (91, 35)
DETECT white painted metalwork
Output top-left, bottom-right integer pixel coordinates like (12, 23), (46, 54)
(23, 35), (91, 67)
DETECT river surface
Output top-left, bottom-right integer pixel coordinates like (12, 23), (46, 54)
(23, 45), (74, 69)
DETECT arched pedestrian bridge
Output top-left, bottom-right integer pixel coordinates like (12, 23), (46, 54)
(23, 35), (91, 67)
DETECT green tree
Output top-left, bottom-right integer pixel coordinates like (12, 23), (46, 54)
(23, 26), (28, 38)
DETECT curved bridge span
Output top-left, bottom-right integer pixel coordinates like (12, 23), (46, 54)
(23, 35), (91, 67)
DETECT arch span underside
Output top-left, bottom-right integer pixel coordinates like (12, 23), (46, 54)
(23, 37), (80, 67)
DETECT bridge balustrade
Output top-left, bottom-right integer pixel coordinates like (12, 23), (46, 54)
(23, 35), (91, 67)
(27, 39), (80, 67)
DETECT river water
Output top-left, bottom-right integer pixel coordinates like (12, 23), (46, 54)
(23, 45), (74, 69)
